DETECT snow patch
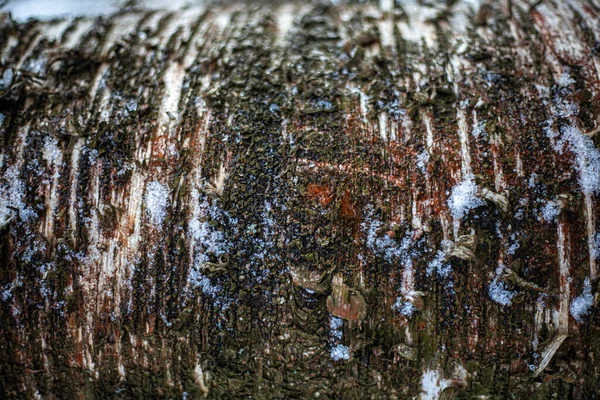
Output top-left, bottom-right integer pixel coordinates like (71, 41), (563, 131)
(42, 137), (61, 167)
(557, 73), (575, 87)
(144, 181), (169, 225)
(188, 273), (220, 297)
(421, 370), (449, 400)
(471, 121), (487, 139)
(541, 200), (560, 222)
(188, 195), (231, 265)
(393, 297), (416, 317)
(269, 104), (280, 114)
(330, 344), (350, 361)
(330, 316), (343, 340)
(362, 206), (413, 264)
(3, 0), (198, 21)
(416, 150), (429, 174)
(570, 278), (593, 323)
(546, 123), (600, 195)
(447, 174), (484, 219)
(426, 247), (452, 278)
(593, 232), (600, 260)
(488, 265), (515, 306)
(507, 233), (520, 255)
(0, 165), (37, 224)
(558, 125), (600, 195)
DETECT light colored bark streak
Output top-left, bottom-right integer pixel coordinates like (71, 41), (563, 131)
(62, 19), (94, 50)
(456, 108), (472, 177)
(584, 193), (597, 277)
(534, 220), (571, 377)
(88, 62), (109, 103)
(489, 134), (506, 192)
(275, 4), (295, 47)
(68, 139), (83, 233)
(14, 32), (41, 71)
(514, 150), (524, 177)
(378, 19), (394, 48)
(0, 35), (19, 64)
(557, 221), (570, 334)
(422, 112), (434, 151)
(396, 2), (437, 49)
(379, 111), (389, 142)
(158, 63), (185, 133)
(20, 21), (70, 69)
(41, 141), (63, 242)
(100, 13), (143, 59)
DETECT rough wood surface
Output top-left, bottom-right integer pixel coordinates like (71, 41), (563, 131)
(1, 0), (600, 398)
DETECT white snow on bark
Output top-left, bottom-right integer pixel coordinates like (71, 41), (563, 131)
(541, 200), (560, 222)
(2, 0), (200, 21)
(547, 123), (600, 195)
(144, 181), (169, 225)
(420, 370), (449, 400)
(188, 194), (231, 266)
(561, 126), (600, 194)
(330, 344), (350, 361)
(362, 206), (413, 263)
(330, 317), (343, 340)
(416, 150), (429, 175)
(570, 277), (593, 323)
(447, 174), (483, 219)
(488, 264), (515, 306)
(471, 120), (487, 139)
(426, 247), (452, 278)
(0, 165), (37, 224)
(393, 297), (416, 317)
(557, 73), (575, 87)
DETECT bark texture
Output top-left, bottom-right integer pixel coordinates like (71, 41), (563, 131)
(1, 0), (600, 398)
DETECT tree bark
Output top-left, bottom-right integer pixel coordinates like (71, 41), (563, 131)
(1, 0), (600, 398)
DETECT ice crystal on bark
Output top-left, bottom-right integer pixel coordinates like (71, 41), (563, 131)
(471, 121), (487, 139)
(421, 370), (449, 400)
(547, 123), (600, 194)
(448, 174), (484, 219)
(570, 278), (593, 323)
(416, 150), (429, 174)
(426, 248), (452, 278)
(362, 206), (413, 263)
(394, 297), (416, 317)
(330, 344), (350, 361)
(144, 181), (170, 225)
(541, 200), (560, 222)
(488, 265), (515, 306)
(0, 165), (37, 223)
(558, 73), (575, 87)
(593, 232), (600, 260)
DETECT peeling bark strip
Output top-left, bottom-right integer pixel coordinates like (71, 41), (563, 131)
(1, 0), (600, 398)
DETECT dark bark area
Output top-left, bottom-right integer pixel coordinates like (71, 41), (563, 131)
(1, 0), (600, 398)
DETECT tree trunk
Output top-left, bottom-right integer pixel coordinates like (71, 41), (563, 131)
(1, 0), (600, 398)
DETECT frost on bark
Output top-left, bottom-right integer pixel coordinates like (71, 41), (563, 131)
(1, 0), (600, 398)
